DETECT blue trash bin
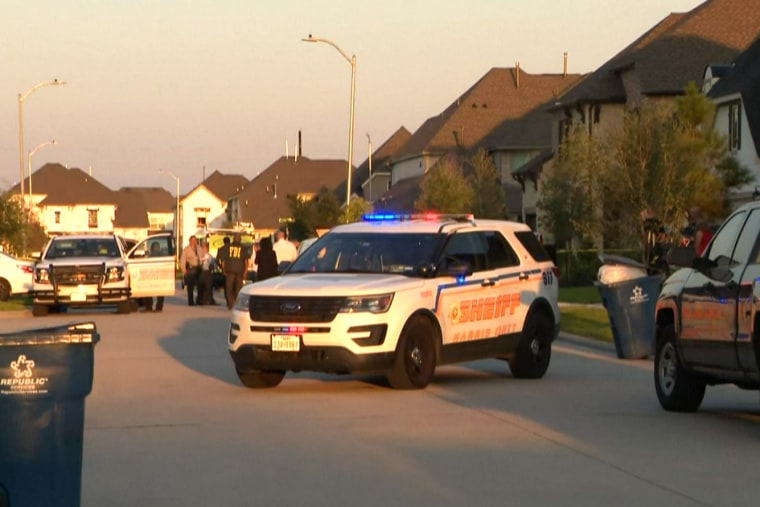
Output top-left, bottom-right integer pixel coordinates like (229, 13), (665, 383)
(0, 322), (99, 507)
(596, 276), (661, 359)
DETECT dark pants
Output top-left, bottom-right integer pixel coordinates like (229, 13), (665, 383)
(184, 270), (198, 305)
(225, 272), (244, 309)
(198, 269), (212, 305)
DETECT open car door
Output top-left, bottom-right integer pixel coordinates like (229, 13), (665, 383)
(126, 233), (176, 299)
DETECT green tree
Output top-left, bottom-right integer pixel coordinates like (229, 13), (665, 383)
(342, 197), (372, 224)
(415, 155), (473, 213)
(287, 187), (344, 240)
(538, 124), (606, 251)
(468, 148), (505, 218)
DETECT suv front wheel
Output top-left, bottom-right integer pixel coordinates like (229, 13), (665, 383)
(654, 324), (706, 412)
(509, 311), (552, 379)
(387, 317), (437, 389)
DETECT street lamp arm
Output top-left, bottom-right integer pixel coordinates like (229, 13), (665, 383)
(302, 35), (353, 65)
(29, 140), (57, 159)
(19, 79), (66, 103)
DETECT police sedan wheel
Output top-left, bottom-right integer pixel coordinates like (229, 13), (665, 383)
(654, 325), (706, 412)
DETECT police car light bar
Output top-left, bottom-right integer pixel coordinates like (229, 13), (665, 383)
(361, 212), (474, 222)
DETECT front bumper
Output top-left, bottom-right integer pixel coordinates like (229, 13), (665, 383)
(31, 285), (130, 304)
(230, 344), (395, 375)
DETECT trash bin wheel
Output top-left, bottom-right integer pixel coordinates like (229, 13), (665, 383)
(32, 303), (49, 317)
(654, 324), (706, 412)
(509, 311), (552, 379)
(236, 368), (285, 388)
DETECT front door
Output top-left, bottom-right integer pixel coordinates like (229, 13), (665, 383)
(127, 234), (176, 299)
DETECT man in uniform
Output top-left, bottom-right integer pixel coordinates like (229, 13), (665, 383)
(179, 236), (201, 306)
(273, 230), (298, 264)
(223, 233), (248, 309)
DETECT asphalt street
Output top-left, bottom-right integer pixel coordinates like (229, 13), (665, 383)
(2, 290), (760, 507)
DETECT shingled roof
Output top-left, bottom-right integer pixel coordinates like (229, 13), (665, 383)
(11, 163), (116, 205)
(112, 187), (175, 228)
(196, 170), (249, 201)
(557, 0), (760, 106)
(393, 67), (583, 160)
(235, 156), (350, 230)
(708, 34), (760, 157)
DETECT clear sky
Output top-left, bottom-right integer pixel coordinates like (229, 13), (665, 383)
(1, 0), (704, 196)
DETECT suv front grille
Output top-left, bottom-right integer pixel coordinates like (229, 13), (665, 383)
(249, 296), (345, 323)
(52, 264), (105, 286)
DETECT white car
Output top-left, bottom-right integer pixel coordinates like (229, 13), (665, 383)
(228, 213), (560, 389)
(30, 233), (176, 316)
(0, 251), (35, 301)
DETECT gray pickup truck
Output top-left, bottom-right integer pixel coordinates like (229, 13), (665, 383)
(654, 201), (760, 411)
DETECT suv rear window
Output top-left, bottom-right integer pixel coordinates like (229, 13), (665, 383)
(514, 231), (552, 262)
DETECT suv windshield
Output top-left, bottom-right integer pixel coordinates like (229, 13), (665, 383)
(288, 232), (442, 275)
(44, 238), (122, 259)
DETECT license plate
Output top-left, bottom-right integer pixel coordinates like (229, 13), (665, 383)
(70, 292), (87, 302)
(271, 334), (301, 352)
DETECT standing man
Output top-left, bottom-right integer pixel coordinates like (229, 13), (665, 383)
(179, 236), (200, 306)
(272, 230), (298, 264)
(216, 236), (231, 304)
(197, 242), (215, 305)
(224, 233), (248, 309)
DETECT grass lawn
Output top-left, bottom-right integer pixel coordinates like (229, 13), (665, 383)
(558, 285), (612, 342)
(0, 296), (29, 312)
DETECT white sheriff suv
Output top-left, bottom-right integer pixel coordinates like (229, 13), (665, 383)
(228, 213), (560, 389)
(30, 233), (176, 316)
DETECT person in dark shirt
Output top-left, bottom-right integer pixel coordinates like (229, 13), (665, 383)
(224, 234), (248, 309)
(255, 237), (279, 282)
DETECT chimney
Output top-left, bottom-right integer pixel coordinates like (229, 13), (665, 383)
(563, 52), (568, 77)
(515, 62), (520, 89)
(285, 139), (289, 159)
(298, 130), (302, 158)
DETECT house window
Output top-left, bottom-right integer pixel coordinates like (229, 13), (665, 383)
(54, 211), (61, 224)
(149, 216), (167, 230)
(194, 207), (210, 228)
(729, 101), (742, 151)
(87, 209), (98, 229)
(197, 216), (207, 227)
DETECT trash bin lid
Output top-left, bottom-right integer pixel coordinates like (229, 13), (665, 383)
(0, 322), (99, 346)
(598, 253), (648, 269)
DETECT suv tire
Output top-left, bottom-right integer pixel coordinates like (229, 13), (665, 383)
(0, 279), (10, 302)
(237, 368), (286, 388)
(654, 324), (706, 412)
(32, 303), (49, 317)
(509, 311), (552, 379)
(387, 317), (437, 389)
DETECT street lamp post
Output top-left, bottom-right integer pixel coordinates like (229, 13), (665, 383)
(28, 140), (57, 209)
(302, 35), (356, 220)
(18, 79), (66, 201)
(160, 169), (181, 268)
(366, 133), (372, 202)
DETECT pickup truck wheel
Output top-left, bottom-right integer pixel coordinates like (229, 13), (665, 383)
(509, 311), (552, 379)
(236, 368), (285, 388)
(0, 279), (10, 301)
(387, 317), (436, 389)
(32, 303), (49, 317)
(655, 325), (706, 412)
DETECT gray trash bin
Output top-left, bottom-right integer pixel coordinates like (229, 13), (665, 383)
(596, 275), (661, 359)
(0, 322), (99, 507)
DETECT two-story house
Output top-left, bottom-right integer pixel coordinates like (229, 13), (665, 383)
(228, 156), (350, 238)
(544, 0), (760, 191)
(14, 163), (117, 235)
(179, 170), (248, 247)
(378, 66), (582, 213)
(707, 35), (760, 203)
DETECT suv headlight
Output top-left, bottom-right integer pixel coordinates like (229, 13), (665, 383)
(234, 292), (251, 312)
(105, 266), (125, 283)
(35, 267), (50, 284)
(339, 293), (393, 314)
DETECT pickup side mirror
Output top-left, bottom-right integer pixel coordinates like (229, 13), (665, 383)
(667, 246), (696, 268)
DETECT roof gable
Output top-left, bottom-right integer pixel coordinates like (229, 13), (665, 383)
(190, 170), (249, 201)
(19, 163), (116, 205)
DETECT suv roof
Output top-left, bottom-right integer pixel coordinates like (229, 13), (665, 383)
(332, 215), (533, 235)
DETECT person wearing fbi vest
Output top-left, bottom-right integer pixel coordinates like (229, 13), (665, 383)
(223, 233), (249, 309)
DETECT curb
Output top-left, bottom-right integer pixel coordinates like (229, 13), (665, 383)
(557, 331), (616, 354)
